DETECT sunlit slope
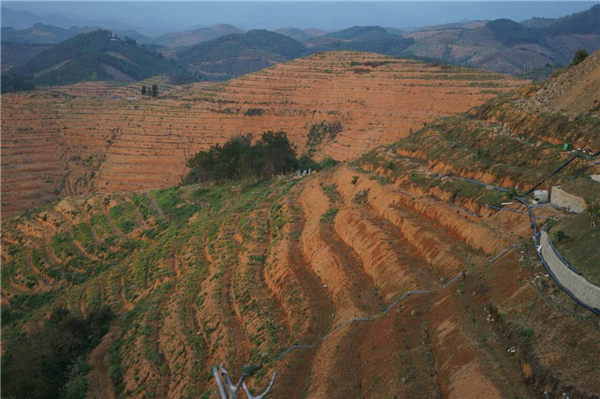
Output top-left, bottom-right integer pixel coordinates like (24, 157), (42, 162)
(1, 51), (524, 213)
(3, 66), (599, 398)
(2, 167), (598, 398)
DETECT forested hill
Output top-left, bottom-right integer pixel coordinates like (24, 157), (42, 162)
(176, 29), (308, 79)
(5, 30), (187, 86)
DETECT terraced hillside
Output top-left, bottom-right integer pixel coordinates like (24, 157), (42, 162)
(2, 56), (599, 399)
(1, 51), (524, 213)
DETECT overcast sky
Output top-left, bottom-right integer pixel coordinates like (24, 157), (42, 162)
(3, 1), (598, 33)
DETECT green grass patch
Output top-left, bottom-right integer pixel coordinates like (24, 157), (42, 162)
(90, 213), (114, 242)
(551, 213), (600, 286)
(321, 207), (339, 223)
(109, 202), (138, 234)
(72, 223), (97, 254)
(52, 232), (79, 260)
(131, 193), (154, 221)
(2, 292), (56, 325)
(322, 184), (340, 203)
(152, 187), (199, 223)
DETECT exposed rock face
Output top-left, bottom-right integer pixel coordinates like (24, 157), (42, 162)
(530, 49), (600, 115)
(551, 186), (588, 213)
(539, 231), (600, 310)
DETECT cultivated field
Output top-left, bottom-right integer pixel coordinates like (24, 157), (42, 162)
(1, 51), (524, 213)
(2, 160), (598, 398)
(3, 51), (598, 399)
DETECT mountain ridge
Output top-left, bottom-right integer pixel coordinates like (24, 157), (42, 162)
(154, 24), (244, 48)
(3, 5), (599, 88)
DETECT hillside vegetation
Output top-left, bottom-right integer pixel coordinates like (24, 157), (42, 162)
(185, 131), (331, 183)
(4, 30), (188, 86)
(176, 29), (308, 79)
(325, 25), (402, 41)
(1, 42), (51, 72)
(2, 57), (599, 398)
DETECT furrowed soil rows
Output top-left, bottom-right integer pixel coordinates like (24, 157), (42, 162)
(3, 53), (600, 399)
(1, 51), (523, 214)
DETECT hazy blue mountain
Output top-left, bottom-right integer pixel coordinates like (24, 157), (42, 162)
(521, 17), (557, 29)
(540, 3), (600, 35)
(1, 7), (44, 29)
(325, 26), (402, 41)
(1, 23), (151, 47)
(1, 42), (51, 72)
(154, 24), (244, 48)
(274, 28), (321, 42)
(1, 24), (92, 44)
(484, 19), (543, 46)
(3, 1), (596, 32)
(176, 29), (307, 79)
(1, 6), (144, 34)
(305, 25), (413, 57)
(403, 5), (600, 76)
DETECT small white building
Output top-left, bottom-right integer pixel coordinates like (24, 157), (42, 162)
(533, 189), (549, 203)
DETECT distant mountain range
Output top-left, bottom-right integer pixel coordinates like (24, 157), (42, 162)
(305, 26), (414, 56)
(274, 27), (328, 42)
(2, 4), (599, 89)
(323, 25), (404, 41)
(1, 42), (52, 72)
(154, 24), (244, 48)
(402, 4), (600, 75)
(1, 6), (140, 32)
(297, 5), (599, 74)
(2, 24), (92, 44)
(1, 22), (151, 45)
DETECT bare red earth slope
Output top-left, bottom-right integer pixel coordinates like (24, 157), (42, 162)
(1, 51), (523, 213)
(2, 52), (599, 399)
